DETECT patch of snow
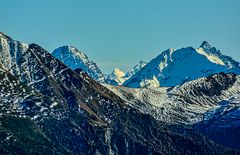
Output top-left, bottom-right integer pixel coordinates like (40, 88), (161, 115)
(50, 102), (58, 108)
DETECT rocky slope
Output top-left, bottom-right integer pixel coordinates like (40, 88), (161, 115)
(106, 72), (240, 150)
(0, 33), (238, 154)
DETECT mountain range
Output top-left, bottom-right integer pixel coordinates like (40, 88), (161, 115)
(51, 39), (240, 88)
(0, 32), (240, 154)
(51, 46), (147, 86)
(123, 41), (240, 87)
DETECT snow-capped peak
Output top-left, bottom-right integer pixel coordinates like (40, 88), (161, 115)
(123, 42), (240, 88)
(105, 68), (127, 85)
(112, 68), (126, 78)
(105, 61), (147, 86)
(197, 42), (225, 66)
(52, 46), (89, 70)
(199, 41), (221, 55)
(197, 41), (240, 69)
(200, 41), (212, 50)
(52, 46), (105, 82)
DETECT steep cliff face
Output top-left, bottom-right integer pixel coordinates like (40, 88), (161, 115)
(0, 32), (29, 77)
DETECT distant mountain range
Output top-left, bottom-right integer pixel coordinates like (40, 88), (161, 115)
(0, 32), (240, 154)
(123, 41), (240, 87)
(51, 40), (240, 88)
(105, 60), (147, 85)
(51, 46), (147, 86)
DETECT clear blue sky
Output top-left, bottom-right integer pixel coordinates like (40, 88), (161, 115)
(1, 0), (240, 74)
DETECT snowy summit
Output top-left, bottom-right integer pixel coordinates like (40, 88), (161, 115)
(123, 41), (240, 88)
(105, 61), (147, 86)
(52, 46), (105, 82)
